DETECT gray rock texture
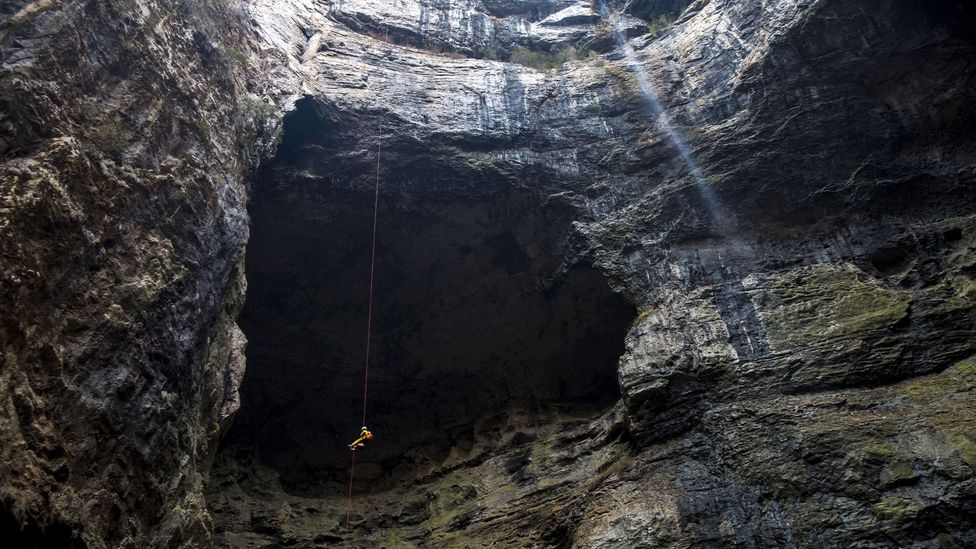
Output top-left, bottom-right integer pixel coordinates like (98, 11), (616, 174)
(0, 1), (276, 546)
(2, 0), (975, 547)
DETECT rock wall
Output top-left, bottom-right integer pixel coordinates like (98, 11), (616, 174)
(0, 1), (277, 546)
(2, 0), (975, 547)
(210, 0), (976, 546)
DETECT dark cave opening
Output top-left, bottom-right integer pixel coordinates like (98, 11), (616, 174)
(221, 104), (636, 492)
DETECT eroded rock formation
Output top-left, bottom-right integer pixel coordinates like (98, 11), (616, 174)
(2, 0), (975, 547)
(0, 1), (276, 546)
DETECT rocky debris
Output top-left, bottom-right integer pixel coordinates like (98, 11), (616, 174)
(208, 402), (635, 548)
(209, 361), (976, 548)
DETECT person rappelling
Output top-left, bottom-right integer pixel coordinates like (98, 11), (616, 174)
(346, 120), (383, 526)
(348, 426), (373, 450)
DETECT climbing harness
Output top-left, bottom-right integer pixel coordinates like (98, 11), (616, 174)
(346, 119), (382, 526)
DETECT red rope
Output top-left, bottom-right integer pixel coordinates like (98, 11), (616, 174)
(346, 121), (382, 529)
(362, 128), (381, 427)
(345, 450), (356, 526)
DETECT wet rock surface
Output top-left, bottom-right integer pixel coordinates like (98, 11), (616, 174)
(2, 0), (976, 547)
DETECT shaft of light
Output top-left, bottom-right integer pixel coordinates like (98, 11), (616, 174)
(596, 1), (733, 232)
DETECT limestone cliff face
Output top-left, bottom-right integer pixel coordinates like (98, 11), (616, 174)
(2, 0), (975, 547)
(0, 1), (275, 546)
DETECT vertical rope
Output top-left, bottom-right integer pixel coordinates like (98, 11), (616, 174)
(362, 124), (381, 427)
(346, 119), (382, 529)
(345, 450), (356, 526)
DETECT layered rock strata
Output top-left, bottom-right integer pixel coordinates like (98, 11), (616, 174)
(2, 0), (975, 547)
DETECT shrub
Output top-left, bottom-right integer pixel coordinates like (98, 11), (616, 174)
(222, 46), (249, 68)
(91, 119), (133, 159)
(508, 45), (591, 71)
(647, 14), (674, 37)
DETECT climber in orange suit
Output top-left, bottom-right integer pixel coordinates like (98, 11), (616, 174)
(348, 426), (373, 450)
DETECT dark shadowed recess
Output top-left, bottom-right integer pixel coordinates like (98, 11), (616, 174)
(622, 0), (694, 21)
(220, 104), (636, 493)
(1, 502), (87, 549)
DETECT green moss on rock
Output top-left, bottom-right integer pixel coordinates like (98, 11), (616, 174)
(872, 494), (925, 520)
(761, 263), (910, 349)
(879, 461), (917, 486)
(900, 359), (976, 468)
